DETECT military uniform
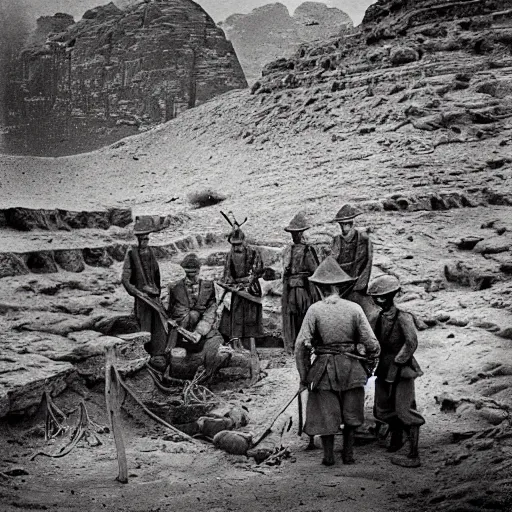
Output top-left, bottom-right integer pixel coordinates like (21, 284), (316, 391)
(368, 274), (424, 468)
(330, 204), (374, 315)
(295, 256), (380, 465)
(219, 229), (264, 340)
(168, 255), (225, 377)
(282, 212), (320, 354)
(121, 216), (167, 360)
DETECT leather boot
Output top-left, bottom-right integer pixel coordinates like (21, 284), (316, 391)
(321, 435), (335, 466)
(342, 426), (356, 465)
(387, 419), (404, 453)
(306, 435), (318, 450)
(391, 425), (421, 468)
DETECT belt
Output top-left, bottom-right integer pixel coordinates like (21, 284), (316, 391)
(314, 344), (356, 356)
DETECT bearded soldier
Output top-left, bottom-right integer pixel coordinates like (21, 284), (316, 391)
(167, 253), (226, 380)
(282, 212), (319, 355)
(295, 256), (380, 466)
(330, 204), (373, 313)
(121, 216), (167, 371)
(368, 275), (425, 468)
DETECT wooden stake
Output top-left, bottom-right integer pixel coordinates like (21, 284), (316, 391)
(105, 345), (128, 484)
(249, 337), (260, 386)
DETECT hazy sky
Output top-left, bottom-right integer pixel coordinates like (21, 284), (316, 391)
(2, 1), (377, 27)
(197, 1), (376, 25)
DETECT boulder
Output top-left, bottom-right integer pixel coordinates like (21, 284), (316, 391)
(0, 350), (75, 418)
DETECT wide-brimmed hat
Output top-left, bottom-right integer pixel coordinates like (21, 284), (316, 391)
(368, 275), (401, 296)
(133, 215), (168, 235)
(309, 256), (356, 285)
(332, 204), (362, 223)
(284, 212), (310, 232)
(181, 253), (201, 270)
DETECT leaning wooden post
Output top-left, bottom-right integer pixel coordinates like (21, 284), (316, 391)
(249, 337), (260, 385)
(105, 345), (128, 484)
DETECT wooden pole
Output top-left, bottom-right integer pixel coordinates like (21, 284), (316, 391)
(249, 337), (260, 386)
(105, 345), (128, 484)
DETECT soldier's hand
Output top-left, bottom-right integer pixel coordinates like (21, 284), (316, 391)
(193, 332), (202, 344)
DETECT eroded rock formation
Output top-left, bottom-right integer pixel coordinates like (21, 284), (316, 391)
(219, 2), (353, 83)
(5, 0), (247, 134)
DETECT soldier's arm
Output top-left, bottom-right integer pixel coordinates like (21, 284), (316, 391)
(121, 250), (139, 297)
(167, 283), (176, 316)
(154, 254), (161, 293)
(395, 312), (418, 365)
(194, 287), (217, 337)
(294, 308), (315, 385)
(355, 235), (373, 291)
(222, 252), (234, 284)
(306, 245), (320, 271)
(356, 308), (381, 359)
(329, 235), (340, 260)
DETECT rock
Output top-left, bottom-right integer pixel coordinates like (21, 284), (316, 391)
(3, 467), (29, 477)
(435, 392), (460, 412)
(220, 3), (353, 83)
(497, 327), (512, 340)
(0, 350), (75, 418)
(444, 261), (499, 290)
(8, 1), (247, 141)
(447, 316), (469, 327)
(478, 407), (509, 425)
(457, 236), (484, 250)
(13, 312), (99, 336)
(435, 311), (451, 322)
(24, 251), (58, 274)
(0, 253), (29, 278)
(83, 248), (114, 268)
(213, 430), (253, 455)
(473, 237), (511, 255)
(54, 249), (85, 273)
(389, 47), (420, 66)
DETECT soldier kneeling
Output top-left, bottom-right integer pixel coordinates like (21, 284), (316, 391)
(167, 254), (227, 380)
(368, 275), (425, 468)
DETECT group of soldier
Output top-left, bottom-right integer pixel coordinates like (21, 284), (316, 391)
(121, 205), (425, 469)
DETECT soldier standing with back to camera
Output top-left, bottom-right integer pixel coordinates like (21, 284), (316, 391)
(295, 256), (380, 467)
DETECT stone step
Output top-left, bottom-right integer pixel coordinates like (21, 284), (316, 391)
(0, 206), (132, 231)
(0, 229), (283, 278)
(0, 331), (148, 418)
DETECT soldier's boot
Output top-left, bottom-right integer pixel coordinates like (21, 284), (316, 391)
(391, 426), (421, 468)
(387, 419), (405, 453)
(306, 435), (318, 450)
(321, 435), (335, 466)
(342, 426), (356, 465)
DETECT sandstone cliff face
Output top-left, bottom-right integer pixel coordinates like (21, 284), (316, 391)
(6, 0), (247, 130)
(219, 2), (353, 84)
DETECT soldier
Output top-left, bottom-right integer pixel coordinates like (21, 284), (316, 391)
(367, 274), (425, 468)
(167, 253), (227, 380)
(295, 256), (380, 466)
(218, 214), (264, 382)
(330, 204), (373, 313)
(121, 215), (167, 372)
(218, 216), (264, 342)
(282, 211), (319, 355)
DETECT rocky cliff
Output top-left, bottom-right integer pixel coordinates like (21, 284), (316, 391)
(219, 2), (353, 84)
(5, 0), (247, 134)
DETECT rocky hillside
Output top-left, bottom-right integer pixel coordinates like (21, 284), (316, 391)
(220, 2), (353, 83)
(5, 0), (246, 136)
(1, 1), (512, 510)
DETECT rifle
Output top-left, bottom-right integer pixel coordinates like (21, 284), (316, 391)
(133, 290), (198, 344)
(216, 282), (263, 305)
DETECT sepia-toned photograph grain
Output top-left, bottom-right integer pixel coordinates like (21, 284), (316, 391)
(0, 1), (511, 511)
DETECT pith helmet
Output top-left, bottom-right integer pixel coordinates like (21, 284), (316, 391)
(228, 227), (246, 245)
(284, 211), (310, 232)
(309, 256), (356, 285)
(133, 215), (167, 235)
(332, 204), (362, 223)
(368, 275), (401, 296)
(181, 253), (201, 270)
